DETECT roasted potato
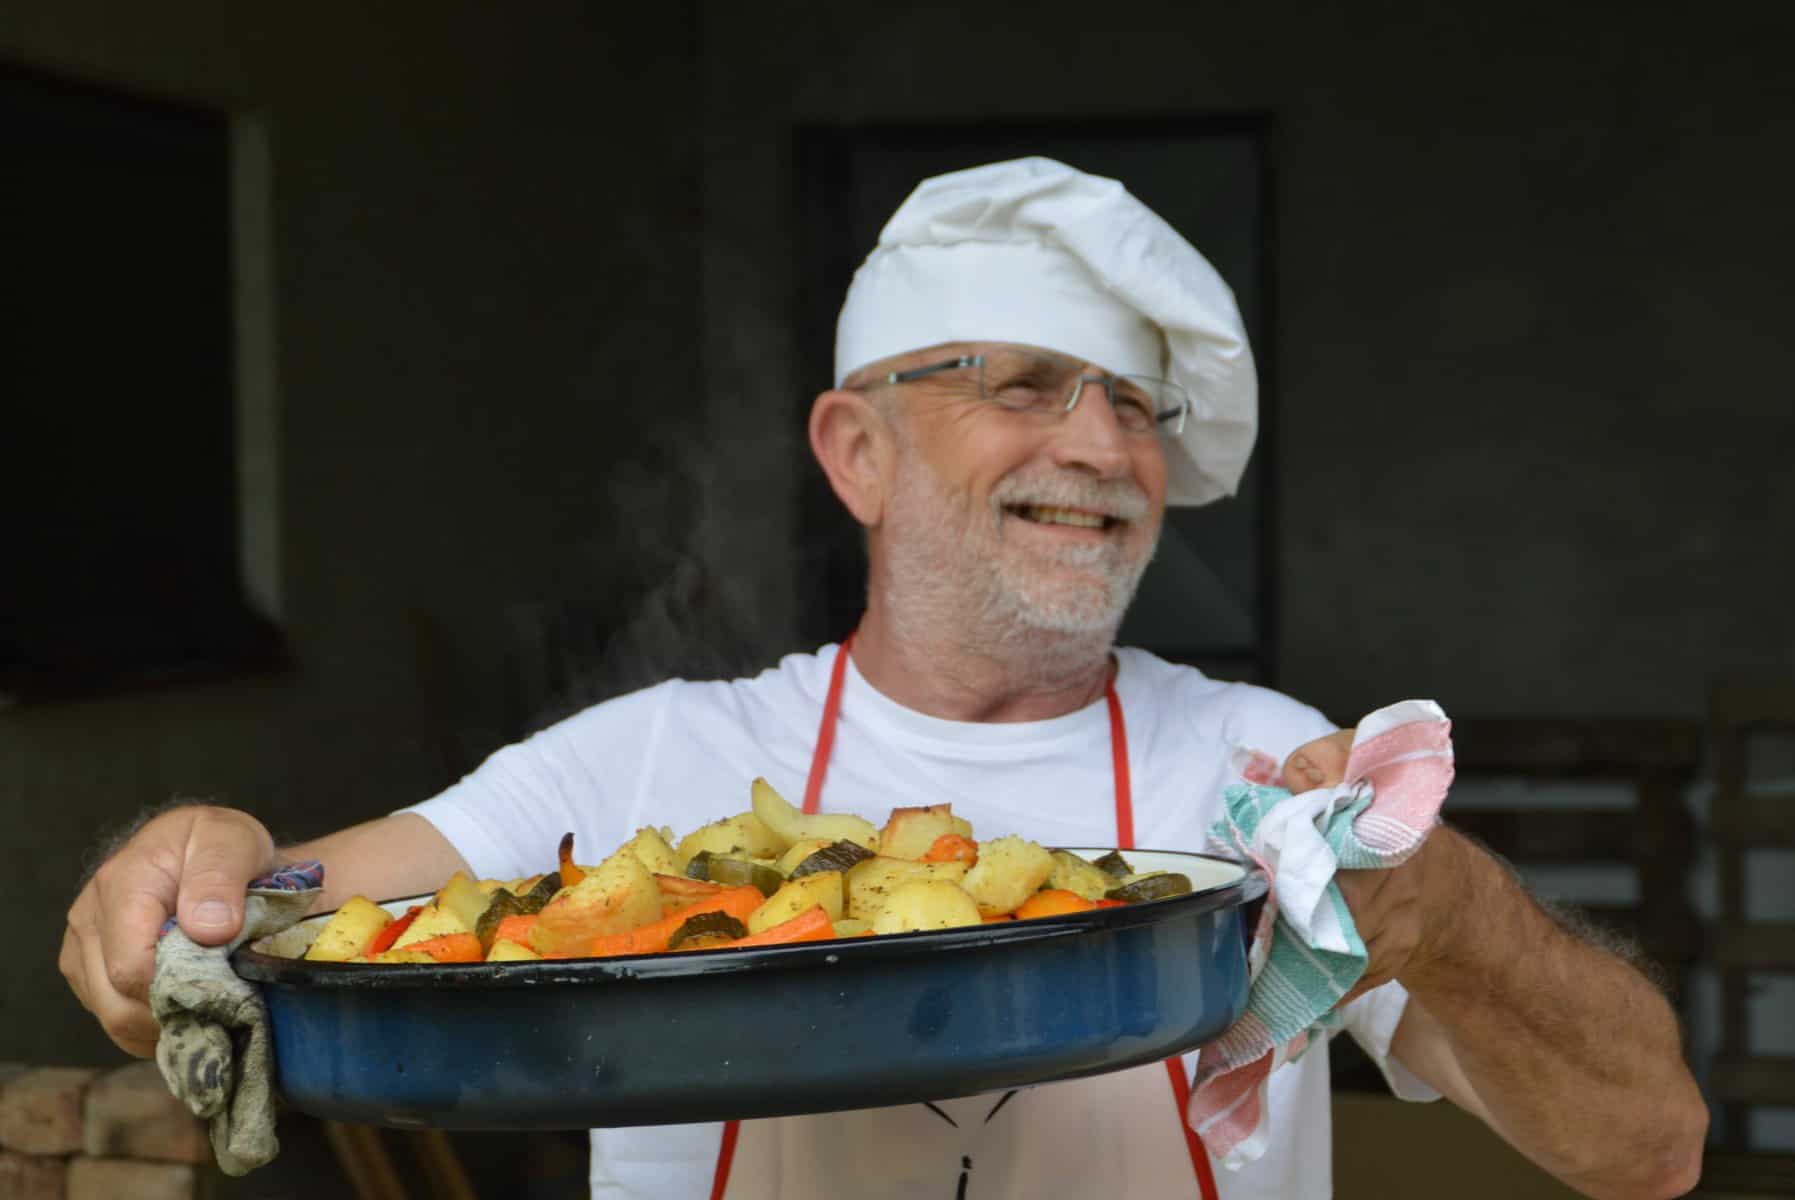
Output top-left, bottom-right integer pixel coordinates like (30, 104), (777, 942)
(844, 856), (970, 922)
(961, 835), (1054, 916)
(303, 896), (392, 962)
(871, 880), (983, 934)
(676, 811), (787, 867)
(749, 870), (845, 933)
(531, 846), (663, 956)
(623, 826), (682, 876)
(751, 778), (880, 854)
(391, 902), (474, 949)
(879, 803), (975, 860)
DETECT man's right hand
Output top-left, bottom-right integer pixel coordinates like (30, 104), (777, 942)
(60, 805), (276, 1058)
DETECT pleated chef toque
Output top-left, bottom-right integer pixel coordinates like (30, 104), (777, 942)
(835, 157), (1256, 507)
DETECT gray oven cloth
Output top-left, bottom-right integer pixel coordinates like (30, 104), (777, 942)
(148, 861), (324, 1176)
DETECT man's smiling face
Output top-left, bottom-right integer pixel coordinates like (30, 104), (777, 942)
(875, 342), (1167, 638)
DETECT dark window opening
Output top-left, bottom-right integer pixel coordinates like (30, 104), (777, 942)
(1, 63), (281, 704)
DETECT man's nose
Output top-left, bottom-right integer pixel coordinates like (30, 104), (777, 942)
(1047, 377), (1132, 479)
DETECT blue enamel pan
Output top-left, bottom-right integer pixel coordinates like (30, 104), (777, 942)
(230, 848), (1265, 1130)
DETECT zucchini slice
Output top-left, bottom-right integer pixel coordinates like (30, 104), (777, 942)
(789, 840), (875, 879)
(666, 910), (750, 951)
(1104, 872), (1193, 904)
(684, 851), (785, 898)
(1092, 850), (1134, 879)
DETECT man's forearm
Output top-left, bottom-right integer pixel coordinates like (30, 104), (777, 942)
(1399, 827), (1706, 1199)
(283, 813), (471, 914)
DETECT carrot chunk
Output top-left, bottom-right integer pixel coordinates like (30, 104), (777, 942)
(1014, 889), (1100, 921)
(921, 834), (979, 866)
(363, 905), (423, 958)
(723, 905), (834, 948)
(402, 932), (483, 963)
(493, 913), (538, 945)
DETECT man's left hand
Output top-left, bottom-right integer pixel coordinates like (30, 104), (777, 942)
(1278, 727), (1452, 1006)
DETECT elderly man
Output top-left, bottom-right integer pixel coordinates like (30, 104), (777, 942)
(62, 159), (1704, 1198)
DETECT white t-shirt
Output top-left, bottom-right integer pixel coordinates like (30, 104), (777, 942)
(404, 644), (1436, 1199)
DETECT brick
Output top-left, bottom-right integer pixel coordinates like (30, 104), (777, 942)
(67, 1156), (202, 1200)
(82, 1061), (209, 1165)
(0, 1150), (68, 1200)
(0, 1066), (100, 1155)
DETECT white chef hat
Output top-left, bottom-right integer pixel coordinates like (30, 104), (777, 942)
(835, 157), (1256, 507)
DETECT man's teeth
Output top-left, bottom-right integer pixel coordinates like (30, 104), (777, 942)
(1017, 505), (1108, 529)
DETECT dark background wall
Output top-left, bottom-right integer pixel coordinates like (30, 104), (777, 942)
(4, 0), (1791, 1094)
(699, 0), (1795, 723)
(1, 2), (703, 1066)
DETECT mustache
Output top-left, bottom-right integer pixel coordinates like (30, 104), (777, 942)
(989, 472), (1152, 523)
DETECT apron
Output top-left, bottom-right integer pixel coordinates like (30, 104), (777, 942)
(708, 635), (1220, 1200)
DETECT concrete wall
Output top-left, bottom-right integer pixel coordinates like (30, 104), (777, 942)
(699, 0), (1795, 722)
(1, 2), (702, 1065)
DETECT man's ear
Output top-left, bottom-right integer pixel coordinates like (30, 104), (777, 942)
(809, 388), (891, 528)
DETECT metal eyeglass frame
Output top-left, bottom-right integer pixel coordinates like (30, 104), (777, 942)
(877, 353), (1189, 437)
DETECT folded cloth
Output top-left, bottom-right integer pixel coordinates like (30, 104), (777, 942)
(149, 861), (323, 1176)
(1189, 700), (1454, 1169)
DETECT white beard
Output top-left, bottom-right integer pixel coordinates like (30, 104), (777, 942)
(879, 444), (1159, 682)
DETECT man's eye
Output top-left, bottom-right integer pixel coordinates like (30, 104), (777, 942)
(1112, 391), (1156, 429)
(989, 373), (1053, 407)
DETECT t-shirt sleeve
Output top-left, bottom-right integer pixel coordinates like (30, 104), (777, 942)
(397, 681), (678, 882)
(1339, 981), (1442, 1103)
(1207, 681), (1339, 765)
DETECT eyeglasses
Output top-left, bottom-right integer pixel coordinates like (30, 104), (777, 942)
(866, 345), (1190, 439)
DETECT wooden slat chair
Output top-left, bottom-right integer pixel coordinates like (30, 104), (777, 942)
(1706, 675), (1795, 1175)
(323, 1122), (478, 1200)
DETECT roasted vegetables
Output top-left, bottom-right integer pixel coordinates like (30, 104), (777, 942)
(297, 778), (1201, 966)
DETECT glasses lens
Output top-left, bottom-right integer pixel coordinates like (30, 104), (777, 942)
(975, 347), (1189, 437)
(978, 348), (1074, 413)
(1116, 376), (1189, 437)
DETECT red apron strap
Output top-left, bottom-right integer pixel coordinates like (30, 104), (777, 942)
(1104, 679), (1135, 851)
(1107, 675), (1219, 1200)
(707, 1117), (741, 1200)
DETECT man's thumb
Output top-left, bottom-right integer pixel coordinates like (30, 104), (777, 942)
(174, 811), (272, 946)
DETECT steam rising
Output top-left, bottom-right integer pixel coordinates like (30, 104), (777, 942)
(504, 437), (783, 736)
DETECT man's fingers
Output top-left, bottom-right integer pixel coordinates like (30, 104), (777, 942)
(1281, 729), (1353, 792)
(175, 809), (274, 947)
(59, 924), (90, 1005)
(80, 918), (159, 1058)
(103, 883), (182, 1003)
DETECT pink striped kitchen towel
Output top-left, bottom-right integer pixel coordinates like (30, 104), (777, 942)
(1190, 699), (1455, 1168)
